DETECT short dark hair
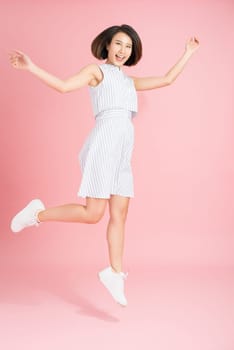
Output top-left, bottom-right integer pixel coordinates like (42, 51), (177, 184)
(91, 24), (142, 66)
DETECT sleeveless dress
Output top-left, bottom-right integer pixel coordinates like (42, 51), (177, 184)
(77, 63), (138, 199)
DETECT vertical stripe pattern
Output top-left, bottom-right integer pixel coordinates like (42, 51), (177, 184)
(89, 64), (138, 117)
(77, 63), (137, 199)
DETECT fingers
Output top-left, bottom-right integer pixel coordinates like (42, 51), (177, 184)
(8, 49), (25, 68)
(187, 36), (200, 47)
(10, 59), (18, 68)
(8, 50), (23, 58)
(192, 36), (199, 44)
(14, 49), (25, 55)
(8, 51), (21, 68)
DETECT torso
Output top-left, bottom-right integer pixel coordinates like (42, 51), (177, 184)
(89, 63), (138, 117)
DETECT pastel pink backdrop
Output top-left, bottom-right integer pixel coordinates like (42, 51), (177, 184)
(1, 0), (233, 268)
(1, 1), (234, 349)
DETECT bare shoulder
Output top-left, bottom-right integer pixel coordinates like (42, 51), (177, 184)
(82, 63), (103, 87)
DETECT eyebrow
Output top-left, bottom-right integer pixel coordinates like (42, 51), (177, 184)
(114, 39), (132, 46)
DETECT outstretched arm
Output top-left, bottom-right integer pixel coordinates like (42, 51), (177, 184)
(132, 36), (200, 91)
(9, 50), (102, 93)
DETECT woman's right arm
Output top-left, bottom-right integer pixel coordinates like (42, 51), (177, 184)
(9, 50), (101, 93)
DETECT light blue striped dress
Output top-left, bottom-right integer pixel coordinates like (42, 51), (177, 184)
(77, 63), (138, 199)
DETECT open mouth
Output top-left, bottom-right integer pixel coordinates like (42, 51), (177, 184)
(115, 54), (125, 62)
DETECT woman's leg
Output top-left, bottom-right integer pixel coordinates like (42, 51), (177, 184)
(38, 197), (107, 224)
(10, 197), (107, 233)
(106, 195), (130, 273)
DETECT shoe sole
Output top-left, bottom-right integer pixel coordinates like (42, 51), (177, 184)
(10, 199), (45, 233)
(98, 273), (127, 307)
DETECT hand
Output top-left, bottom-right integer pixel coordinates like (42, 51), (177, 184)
(9, 50), (34, 70)
(185, 37), (200, 54)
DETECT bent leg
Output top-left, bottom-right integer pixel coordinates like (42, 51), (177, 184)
(38, 197), (107, 224)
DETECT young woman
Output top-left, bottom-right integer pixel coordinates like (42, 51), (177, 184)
(9, 24), (200, 306)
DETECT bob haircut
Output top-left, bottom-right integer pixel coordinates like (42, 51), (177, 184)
(91, 24), (142, 66)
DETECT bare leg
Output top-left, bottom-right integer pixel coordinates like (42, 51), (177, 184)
(106, 195), (130, 273)
(38, 197), (107, 224)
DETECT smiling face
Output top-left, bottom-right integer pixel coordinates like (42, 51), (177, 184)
(106, 32), (133, 67)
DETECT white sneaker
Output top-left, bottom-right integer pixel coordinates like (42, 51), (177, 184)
(10, 199), (45, 233)
(98, 266), (128, 306)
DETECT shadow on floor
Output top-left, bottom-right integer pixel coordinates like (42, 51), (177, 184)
(0, 264), (120, 323)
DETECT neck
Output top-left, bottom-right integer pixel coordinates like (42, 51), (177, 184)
(105, 61), (122, 70)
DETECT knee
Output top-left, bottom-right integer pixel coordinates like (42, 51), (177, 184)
(110, 209), (128, 224)
(87, 209), (105, 224)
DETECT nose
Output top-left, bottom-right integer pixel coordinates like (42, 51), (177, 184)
(119, 46), (125, 55)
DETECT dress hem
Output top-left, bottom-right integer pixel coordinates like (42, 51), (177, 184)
(77, 192), (134, 199)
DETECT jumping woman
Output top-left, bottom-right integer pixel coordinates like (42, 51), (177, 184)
(9, 24), (200, 306)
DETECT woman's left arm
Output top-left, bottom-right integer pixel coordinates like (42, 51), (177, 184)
(132, 36), (200, 91)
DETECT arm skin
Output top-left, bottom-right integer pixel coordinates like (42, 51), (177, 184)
(27, 63), (102, 93)
(8, 50), (102, 93)
(9, 37), (199, 93)
(131, 37), (200, 91)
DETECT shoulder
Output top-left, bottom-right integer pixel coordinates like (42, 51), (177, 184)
(82, 63), (103, 87)
(80, 63), (102, 76)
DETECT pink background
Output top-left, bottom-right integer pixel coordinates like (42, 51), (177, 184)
(0, 0), (233, 349)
